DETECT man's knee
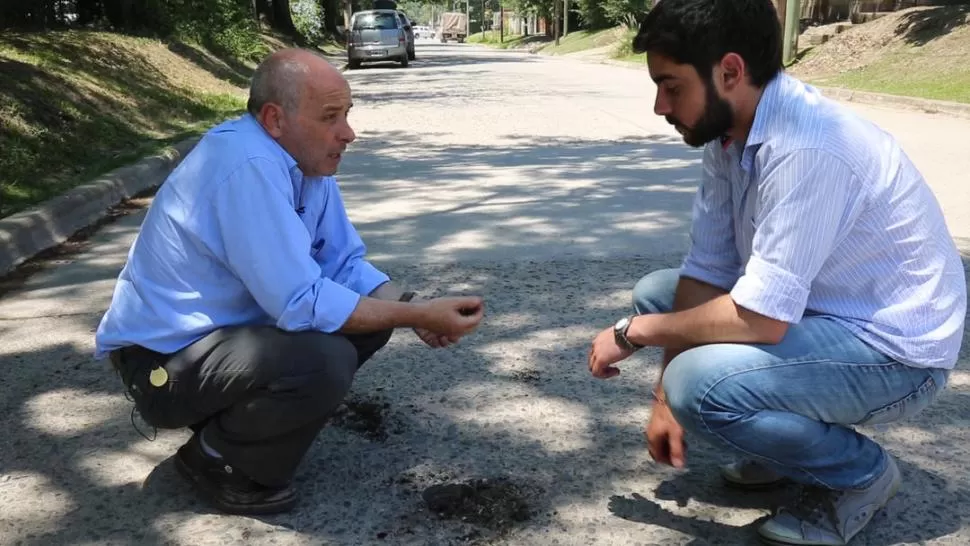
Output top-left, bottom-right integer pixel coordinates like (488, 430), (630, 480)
(660, 347), (737, 433)
(632, 268), (680, 315)
(354, 328), (393, 366)
(290, 332), (359, 398)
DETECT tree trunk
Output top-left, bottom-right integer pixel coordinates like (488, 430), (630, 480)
(76, 0), (101, 26)
(272, 0), (297, 33)
(256, 0), (276, 25)
(322, 0), (341, 33)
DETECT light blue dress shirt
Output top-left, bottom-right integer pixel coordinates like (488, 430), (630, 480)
(94, 114), (390, 358)
(681, 72), (966, 369)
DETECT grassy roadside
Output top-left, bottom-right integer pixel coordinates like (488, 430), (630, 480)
(469, 26), (640, 61)
(1, 31), (275, 218)
(472, 7), (969, 105)
(789, 6), (970, 104)
(466, 31), (531, 49)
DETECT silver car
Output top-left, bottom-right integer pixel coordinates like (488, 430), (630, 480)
(347, 10), (409, 69)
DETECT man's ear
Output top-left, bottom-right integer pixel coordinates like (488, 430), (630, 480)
(258, 103), (285, 139)
(717, 53), (747, 92)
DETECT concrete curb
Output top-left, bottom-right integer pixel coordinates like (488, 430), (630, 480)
(585, 57), (970, 121)
(0, 136), (200, 276)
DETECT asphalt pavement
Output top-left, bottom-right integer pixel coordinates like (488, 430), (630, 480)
(1, 42), (968, 546)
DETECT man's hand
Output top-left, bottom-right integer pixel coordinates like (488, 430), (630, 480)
(645, 397), (686, 468)
(413, 327), (460, 348)
(587, 326), (634, 379)
(415, 296), (485, 338)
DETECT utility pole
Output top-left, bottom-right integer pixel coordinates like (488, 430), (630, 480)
(554, 0), (560, 46)
(500, 2), (504, 43)
(481, 0), (486, 39)
(563, 0), (568, 37)
(466, 0), (470, 37)
(782, 0), (800, 65)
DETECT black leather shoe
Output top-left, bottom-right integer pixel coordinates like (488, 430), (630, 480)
(174, 433), (297, 515)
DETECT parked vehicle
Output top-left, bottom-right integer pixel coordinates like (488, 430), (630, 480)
(438, 12), (467, 43)
(413, 25), (432, 40)
(347, 9), (410, 69)
(396, 10), (416, 60)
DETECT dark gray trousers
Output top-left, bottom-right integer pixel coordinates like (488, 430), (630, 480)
(109, 326), (393, 486)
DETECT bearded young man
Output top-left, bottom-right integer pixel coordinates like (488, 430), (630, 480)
(586, 1), (966, 544)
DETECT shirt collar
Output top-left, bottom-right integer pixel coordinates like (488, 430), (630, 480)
(242, 113), (301, 174)
(739, 72), (786, 172)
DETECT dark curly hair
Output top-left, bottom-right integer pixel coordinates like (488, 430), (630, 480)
(632, 0), (783, 88)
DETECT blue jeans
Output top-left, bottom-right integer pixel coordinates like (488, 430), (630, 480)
(633, 268), (949, 490)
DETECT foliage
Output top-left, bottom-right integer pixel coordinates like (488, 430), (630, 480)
(291, 0), (324, 43)
(160, 0), (267, 61)
(575, 0), (649, 29)
(0, 31), (248, 216)
(0, 0), (268, 61)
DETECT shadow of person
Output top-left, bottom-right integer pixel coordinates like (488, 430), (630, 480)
(608, 492), (768, 545)
(607, 457), (969, 545)
(650, 468), (795, 511)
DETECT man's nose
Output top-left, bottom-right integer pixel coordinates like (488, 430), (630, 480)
(654, 92), (671, 117)
(340, 119), (356, 144)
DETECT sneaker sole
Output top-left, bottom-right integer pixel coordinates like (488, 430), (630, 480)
(174, 453), (297, 515)
(722, 475), (791, 491)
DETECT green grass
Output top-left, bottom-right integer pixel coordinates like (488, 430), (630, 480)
(467, 31), (529, 49)
(538, 28), (620, 55)
(0, 31), (250, 217)
(805, 51), (970, 104)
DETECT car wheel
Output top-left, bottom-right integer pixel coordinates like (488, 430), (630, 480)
(408, 48), (415, 61)
(400, 55), (409, 68)
(347, 58), (361, 70)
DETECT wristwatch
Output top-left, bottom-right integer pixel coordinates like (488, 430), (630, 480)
(613, 315), (643, 351)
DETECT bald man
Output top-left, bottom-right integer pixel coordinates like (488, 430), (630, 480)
(94, 49), (485, 515)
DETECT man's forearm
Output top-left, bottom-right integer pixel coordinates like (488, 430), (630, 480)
(630, 293), (787, 349)
(368, 280), (406, 302)
(629, 275), (787, 399)
(339, 296), (426, 333)
(649, 276), (727, 396)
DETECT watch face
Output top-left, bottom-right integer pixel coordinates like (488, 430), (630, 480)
(615, 317), (629, 331)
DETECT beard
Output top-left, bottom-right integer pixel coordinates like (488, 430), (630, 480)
(666, 82), (734, 148)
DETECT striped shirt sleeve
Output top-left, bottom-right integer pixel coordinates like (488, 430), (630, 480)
(680, 144), (743, 290)
(730, 149), (866, 323)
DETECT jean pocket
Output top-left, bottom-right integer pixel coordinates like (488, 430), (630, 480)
(114, 350), (191, 429)
(856, 371), (942, 427)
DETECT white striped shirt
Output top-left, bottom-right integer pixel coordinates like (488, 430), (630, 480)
(681, 72), (966, 369)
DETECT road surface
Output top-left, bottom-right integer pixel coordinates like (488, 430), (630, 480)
(1, 43), (968, 546)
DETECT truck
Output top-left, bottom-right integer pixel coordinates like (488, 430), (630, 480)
(438, 12), (467, 43)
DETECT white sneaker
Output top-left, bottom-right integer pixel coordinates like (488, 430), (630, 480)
(757, 455), (901, 545)
(720, 459), (789, 490)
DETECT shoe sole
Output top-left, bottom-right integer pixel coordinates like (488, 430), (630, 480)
(722, 475), (791, 491)
(174, 453), (297, 515)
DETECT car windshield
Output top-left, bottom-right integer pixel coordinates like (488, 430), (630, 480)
(353, 13), (397, 30)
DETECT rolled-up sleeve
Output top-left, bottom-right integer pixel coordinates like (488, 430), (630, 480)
(730, 149), (865, 322)
(212, 159), (361, 333)
(680, 144), (743, 290)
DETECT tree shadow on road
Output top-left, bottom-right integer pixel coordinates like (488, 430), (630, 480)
(1, 128), (969, 544)
(339, 130), (701, 264)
